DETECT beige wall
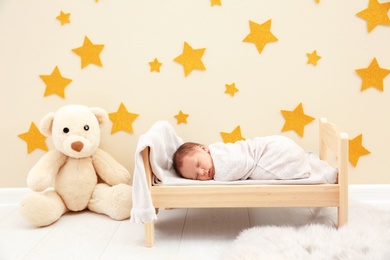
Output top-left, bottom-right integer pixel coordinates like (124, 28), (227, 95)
(1, 0), (389, 187)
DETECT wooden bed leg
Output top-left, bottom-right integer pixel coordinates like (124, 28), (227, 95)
(142, 147), (155, 247)
(145, 222), (155, 247)
(337, 207), (347, 228)
(337, 197), (348, 228)
(337, 132), (349, 228)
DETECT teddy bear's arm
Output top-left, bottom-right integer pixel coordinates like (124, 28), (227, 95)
(92, 149), (132, 186)
(27, 150), (67, 191)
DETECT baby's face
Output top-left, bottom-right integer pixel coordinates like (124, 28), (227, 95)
(180, 145), (215, 180)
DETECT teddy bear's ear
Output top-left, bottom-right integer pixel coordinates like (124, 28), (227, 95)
(90, 107), (109, 126)
(39, 112), (55, 137)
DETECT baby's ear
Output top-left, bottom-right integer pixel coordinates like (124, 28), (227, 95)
(39, 112), (55, 137)
(90, 107), (109, 126)
(200, 145), (209, 152)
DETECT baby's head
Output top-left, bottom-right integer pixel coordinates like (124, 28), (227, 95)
(172, 142), (215, 180)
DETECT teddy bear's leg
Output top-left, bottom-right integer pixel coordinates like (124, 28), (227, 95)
(20, 190), (68, 227)
(88, 183), (132, 220)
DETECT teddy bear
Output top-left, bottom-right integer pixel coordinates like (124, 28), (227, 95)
(20, 104), (132, 227)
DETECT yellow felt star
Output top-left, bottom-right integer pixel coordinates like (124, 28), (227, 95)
(355, 58), (390, 92)
(356, 0), (390, 32)
(108, 103), (139, 134)
(174, 110), (189, 124)
(18, 122), (48, 154)
(39, 66), (72, 98)
(220, 126), (245, 143)
(149, 58), (162, 72)
(306, 50), (321, 66)
(225, 83), (239, 96)
(56, 11), (70, 25)
(315, 0), (320, 3)
(210, 0), (221, 6)
(243, 19), (278, 54)
(281, 103), (315, 137)
(349, 134), (371, 167)
(72, 36), (104, 69)
(174, 42), (206, 77)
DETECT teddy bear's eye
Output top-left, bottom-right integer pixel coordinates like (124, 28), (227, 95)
(63, 127), (70, 134)
(84, 125), (89, 131)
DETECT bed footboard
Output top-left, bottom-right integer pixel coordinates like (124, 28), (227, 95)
(142, 118), (348, 247)
(319, 118), (349, 227)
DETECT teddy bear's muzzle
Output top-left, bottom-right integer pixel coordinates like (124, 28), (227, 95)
(71, 141), (84, 152)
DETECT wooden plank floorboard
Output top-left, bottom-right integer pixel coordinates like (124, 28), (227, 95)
(23, 211), (121, 259)
(100, 208), (188, 259)
(177, 208), (250, 260)
(0, 205), (16, 220)
(0, 207), (55, 259)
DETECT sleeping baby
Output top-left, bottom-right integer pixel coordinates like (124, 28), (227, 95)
(172, 136), (337, 182)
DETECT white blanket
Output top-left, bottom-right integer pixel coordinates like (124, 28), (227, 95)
(130, 121), (183, 223)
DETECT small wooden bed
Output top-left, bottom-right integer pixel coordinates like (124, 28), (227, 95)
(140, 118), (349, 247)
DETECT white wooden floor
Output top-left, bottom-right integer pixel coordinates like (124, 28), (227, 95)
(1, 187), (389, 260)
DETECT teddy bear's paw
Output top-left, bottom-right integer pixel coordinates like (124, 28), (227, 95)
(88, 183), (132, 220)
(109, 184), (132, 220)
(88, 183), (109, 211)
(19, 190), (67, 227)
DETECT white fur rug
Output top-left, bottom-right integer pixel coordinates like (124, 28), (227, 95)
(222, 201), (390, 259)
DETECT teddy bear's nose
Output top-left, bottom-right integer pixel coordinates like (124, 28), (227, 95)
(71, 141), (84, 152)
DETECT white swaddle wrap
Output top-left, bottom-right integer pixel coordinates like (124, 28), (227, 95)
(210, 136), (334, 182)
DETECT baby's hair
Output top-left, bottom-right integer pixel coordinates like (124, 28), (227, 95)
(172, 142), (202, 177)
